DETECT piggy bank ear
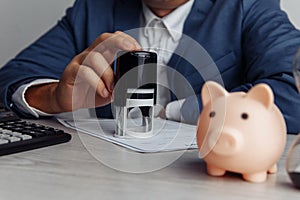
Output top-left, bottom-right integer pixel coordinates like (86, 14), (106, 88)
(201, 81), (228, 106)
(247, 84), (274, 109)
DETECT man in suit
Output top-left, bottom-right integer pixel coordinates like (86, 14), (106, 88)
(0, 0), (300, 133)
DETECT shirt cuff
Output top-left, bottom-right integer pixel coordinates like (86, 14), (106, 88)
(165, 99), (186, 122)
(12, 79), (59, 118)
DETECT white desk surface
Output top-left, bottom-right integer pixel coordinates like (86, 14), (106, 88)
(0, 119), (299, 200)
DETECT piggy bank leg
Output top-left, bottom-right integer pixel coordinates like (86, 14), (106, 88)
(243, 172), (267, 183)
(206, 164), (226, 176)
(268, 164), (277, 174)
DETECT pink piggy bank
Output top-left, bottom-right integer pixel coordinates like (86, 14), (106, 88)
(197, 81), (287, 183)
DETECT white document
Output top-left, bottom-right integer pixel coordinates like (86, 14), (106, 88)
(58, 118), (198, 153)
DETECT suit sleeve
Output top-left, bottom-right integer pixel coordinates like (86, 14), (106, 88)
(182, 0), (300, 134)
(231, 0), (300, 134)
(0, 0), (86, 117)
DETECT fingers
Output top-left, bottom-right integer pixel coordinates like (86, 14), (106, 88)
(82, 51), (114, 93)
(76, 63), (111, 98)
(101, 65), (115, 92)
(91, 31), (142, 63)
(68, 52), (112, 98)
(95, 31), (141, 51)
(114, 31), (142, 50)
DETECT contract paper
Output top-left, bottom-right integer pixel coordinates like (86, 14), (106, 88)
(58, 118), (197, 153)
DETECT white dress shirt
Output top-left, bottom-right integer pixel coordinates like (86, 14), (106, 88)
(12, 0), (194, 121)
(139, 0), (194, 121)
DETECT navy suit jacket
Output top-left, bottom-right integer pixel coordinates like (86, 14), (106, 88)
(1, 0), (300, 133)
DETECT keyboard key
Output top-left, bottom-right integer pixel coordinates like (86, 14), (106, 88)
(8, 136), (21, 143)
(0, 134), (21, 142)
(18, 134), (32, 140)
(1, 125), (14, 129)
(8, 132), (22, 137)
(20, 130), (45, 137)
(0, 139), (8, 145)
(10, 127), (23, 132)
(23, 126), (34, 130)
(54, 129), (65, 134)
(39, 129), (55, 135)
(0, 134), (7, 138)
(1, 129), (12, 134)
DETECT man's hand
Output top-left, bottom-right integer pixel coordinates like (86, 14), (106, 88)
(26, 31), (141, 114)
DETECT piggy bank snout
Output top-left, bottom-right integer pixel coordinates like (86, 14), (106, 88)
(208, 128), (243, 156)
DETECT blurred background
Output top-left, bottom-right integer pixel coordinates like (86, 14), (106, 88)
(0, 0), (74, 67)
(0, 0), (299, 68)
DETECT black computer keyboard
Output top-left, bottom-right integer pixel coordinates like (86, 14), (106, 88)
(0, 106), (71, 156)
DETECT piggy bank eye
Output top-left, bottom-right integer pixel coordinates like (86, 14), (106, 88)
(241, 113), (249, 120)
(209, 111), (216, 118)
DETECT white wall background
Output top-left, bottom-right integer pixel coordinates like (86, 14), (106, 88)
(0, 0), (299, 68)
(0, 0), (74, 67)
(281, 0), (300, 29)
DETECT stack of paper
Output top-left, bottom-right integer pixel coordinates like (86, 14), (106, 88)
(58, 118), (198, 153)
